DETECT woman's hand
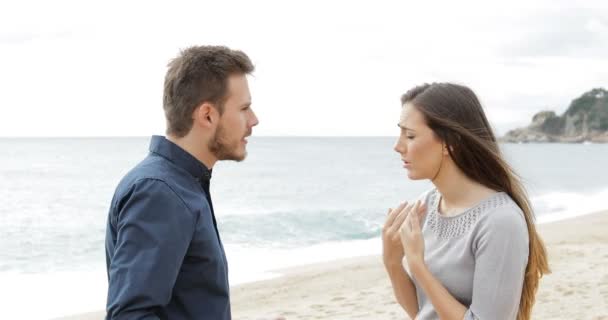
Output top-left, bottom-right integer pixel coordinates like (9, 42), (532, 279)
(400, 200), (427, 269)
(382, 201), (409, 267)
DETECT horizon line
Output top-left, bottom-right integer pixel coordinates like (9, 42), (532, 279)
(0, 135), (400, 139)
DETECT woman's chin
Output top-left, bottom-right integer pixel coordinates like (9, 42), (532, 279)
(406, 171), (424, 180)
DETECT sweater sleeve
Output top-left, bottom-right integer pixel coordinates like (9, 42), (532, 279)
(464, 204), (529, 320)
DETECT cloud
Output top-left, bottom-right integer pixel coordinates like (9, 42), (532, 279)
(498, 6), (608, 59)
(0, 0), (607, 136)
(0, 30), (77, 44)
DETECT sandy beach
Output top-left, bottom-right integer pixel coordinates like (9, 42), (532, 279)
(58, 210), (608, 320)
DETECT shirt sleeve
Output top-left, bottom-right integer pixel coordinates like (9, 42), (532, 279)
(106, 179), (196, 320)
(464, 205), (529, 320)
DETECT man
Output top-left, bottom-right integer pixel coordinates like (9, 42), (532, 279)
(105, 45), (258, 319)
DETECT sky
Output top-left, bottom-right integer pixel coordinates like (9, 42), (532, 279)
(0, 0), (607, 137)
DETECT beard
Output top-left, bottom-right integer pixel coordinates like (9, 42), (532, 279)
(208, 122), (247, 161)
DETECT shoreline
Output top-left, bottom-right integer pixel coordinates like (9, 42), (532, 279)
(55, 210), (608, 319)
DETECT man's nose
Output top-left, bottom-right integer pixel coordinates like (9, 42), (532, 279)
(250, 111), (259, 127)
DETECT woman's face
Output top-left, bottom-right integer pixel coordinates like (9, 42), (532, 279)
(393, 103), (445, 180)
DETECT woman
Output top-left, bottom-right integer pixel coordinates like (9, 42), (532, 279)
(382, 83), (549, 320)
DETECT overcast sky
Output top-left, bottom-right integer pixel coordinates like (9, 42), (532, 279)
(1, 0), (607, 137)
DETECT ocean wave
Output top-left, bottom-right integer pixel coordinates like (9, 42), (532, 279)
(532, 187), (608, 223)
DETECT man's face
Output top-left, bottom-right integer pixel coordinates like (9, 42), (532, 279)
(209, 74), (259, 161)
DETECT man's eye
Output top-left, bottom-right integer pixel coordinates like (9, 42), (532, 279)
(407, 136), (415, 140)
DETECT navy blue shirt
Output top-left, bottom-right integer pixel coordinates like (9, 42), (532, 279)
(105, 135), (230, 320)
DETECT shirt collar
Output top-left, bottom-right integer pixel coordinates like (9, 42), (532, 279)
(149, 135), (212, 181)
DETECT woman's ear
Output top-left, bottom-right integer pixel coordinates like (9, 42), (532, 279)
(442, 134), (458, 156)
(442, 144), (452, 156)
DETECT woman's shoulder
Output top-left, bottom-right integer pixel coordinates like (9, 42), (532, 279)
(476, 192), (528, 236)
(479, 192), (525, 220)
(472, 193), (530, 257)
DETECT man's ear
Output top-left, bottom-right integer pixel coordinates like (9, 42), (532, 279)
(193, 102), (219, 128)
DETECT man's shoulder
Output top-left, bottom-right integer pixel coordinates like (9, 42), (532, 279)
(114, 154), (195, 199)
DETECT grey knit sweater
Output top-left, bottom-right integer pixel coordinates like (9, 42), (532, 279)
(406, 189), (529, 320)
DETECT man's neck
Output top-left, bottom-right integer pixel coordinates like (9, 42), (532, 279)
(167, 134), (217, 169)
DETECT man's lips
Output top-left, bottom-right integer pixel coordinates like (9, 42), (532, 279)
(243, 132), (252, 143)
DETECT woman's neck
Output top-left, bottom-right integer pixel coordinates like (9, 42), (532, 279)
(432, 159), (497, 215)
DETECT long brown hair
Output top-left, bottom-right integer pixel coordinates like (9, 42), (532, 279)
(401, 83), (550, 320)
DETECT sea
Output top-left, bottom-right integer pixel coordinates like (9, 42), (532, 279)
(1, 137), (607, 319)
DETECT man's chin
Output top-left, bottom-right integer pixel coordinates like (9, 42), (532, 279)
(218, 150), (247, 162)
(236, 150), (247, 161)
(235, 144), (248, 161)
(231, 153), (246, 162)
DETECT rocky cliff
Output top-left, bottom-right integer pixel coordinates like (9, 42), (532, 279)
(502, 88), (608, 143)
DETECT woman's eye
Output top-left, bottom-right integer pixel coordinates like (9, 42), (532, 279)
(407, 136), (415, 140)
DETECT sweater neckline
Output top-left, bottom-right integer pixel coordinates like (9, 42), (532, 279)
(431, 189), (506, 220)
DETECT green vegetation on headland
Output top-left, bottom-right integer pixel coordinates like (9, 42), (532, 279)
(502, 88), (608, 143)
